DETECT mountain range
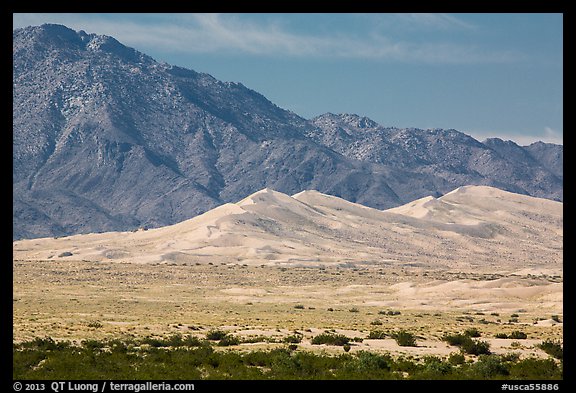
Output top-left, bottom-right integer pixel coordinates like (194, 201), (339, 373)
(13, 24), (563, 240)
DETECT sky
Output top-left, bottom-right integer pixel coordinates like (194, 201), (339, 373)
(13, 13), (563, 145)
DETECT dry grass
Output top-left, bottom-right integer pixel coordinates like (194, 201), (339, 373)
(13, 259), (562, 358)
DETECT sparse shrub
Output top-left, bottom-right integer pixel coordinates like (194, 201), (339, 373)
(370, 319), (383, 326)
(551, 315), (561, 323)
(349, 307), (359, 313)
(367, 330), (387, 339)
(509, 331), (527, 339)
(443, 333), (491, 355)
(217, 335), (240, 347)
(464, 328), (481, 337)
(443, 333), (470, 347)
(509, 357), (562, 379)
(538, 339), (563, 360)
(471, 354), (509, 378)
(294, 304), (305, 309)
(448, 352), (465, 365)
(511, 313), (519, 318)
(311, 332), (350, 346)
(12, 336), (563, 380)
(461, 339), (491, 355)
(283, 335), (302, 344)
(501, 352), (521, 362)
(494, 333), (509, 339)
(206, 329), (228, 341)
(58, 251), (73, 257)
(392, 330), (417, 347)
(327, 307), (334, 312)
(509, 318), (519, 323)
(87, 321), (103, 329)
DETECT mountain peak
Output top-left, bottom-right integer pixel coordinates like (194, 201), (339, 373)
(13, 23), (563, 240)
(14, 24), (151, 65)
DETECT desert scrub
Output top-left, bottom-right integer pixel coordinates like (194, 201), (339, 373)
(311, 332), (350, 346)
(283, 334), (303, 344)
(86, 321), (103, 329)
(217, 335), (240, 347)
(538, 339), (563, 360)
(464, 328), (481, 337)
(367, 330), (387, 339)
(509, 331), (527, 339)
(13, 338), (562, 380)
(392, 330), (417, 347)
(442, 333), (491, 355)
(206, 329), (228, 341)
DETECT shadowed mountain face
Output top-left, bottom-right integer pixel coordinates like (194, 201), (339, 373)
(13, 24), (563, 240)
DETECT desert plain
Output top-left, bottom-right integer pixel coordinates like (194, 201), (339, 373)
(13, 186), (563, 358)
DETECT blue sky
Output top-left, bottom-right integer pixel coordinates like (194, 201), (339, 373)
(13, 13), (563, 145)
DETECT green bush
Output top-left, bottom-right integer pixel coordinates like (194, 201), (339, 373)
(12, 337), (563, 380)
(470, 355), (509, 378)
(311, 332), (350, 346)
(462, 339), (491, 355)
(443, 333), (490, 355)
(217, 335), (240, 347)
(494, 333), (508, 339)
(509, 331), (527, 339)
(448, 352), (465, 365)
(538, 339), (563, 360)
(443, 333), (470, 347)
(392, 330), (417, 347)
(464, 328), (481, 337)
(206, 329), (228, 341)
(283, 334), (303, 344)
(509, 357), (562, 379)
(367, 330), (387, 339)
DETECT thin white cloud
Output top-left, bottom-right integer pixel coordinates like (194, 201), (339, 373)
(13, 13), (521, 65)
(544, 127), (563, 144)
(396, 13), (476, 30)
(467, 128), (563, 146)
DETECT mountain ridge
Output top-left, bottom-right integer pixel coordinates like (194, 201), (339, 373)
(13, 24), (563, 240)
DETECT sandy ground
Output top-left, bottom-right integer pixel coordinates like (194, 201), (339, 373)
(13, 186), (563, 358)
(13, 260), (562, 358)
(13, 186), (563, 274)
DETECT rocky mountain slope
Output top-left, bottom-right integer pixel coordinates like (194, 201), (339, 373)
(13, 24), (563, 239)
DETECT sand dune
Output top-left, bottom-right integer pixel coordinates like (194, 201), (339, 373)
(13, 186), (562, 274)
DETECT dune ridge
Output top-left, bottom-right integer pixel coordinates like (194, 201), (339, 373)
(13, 185), (563, 274)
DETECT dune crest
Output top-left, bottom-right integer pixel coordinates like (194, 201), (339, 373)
(13, 185), (562, 273)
